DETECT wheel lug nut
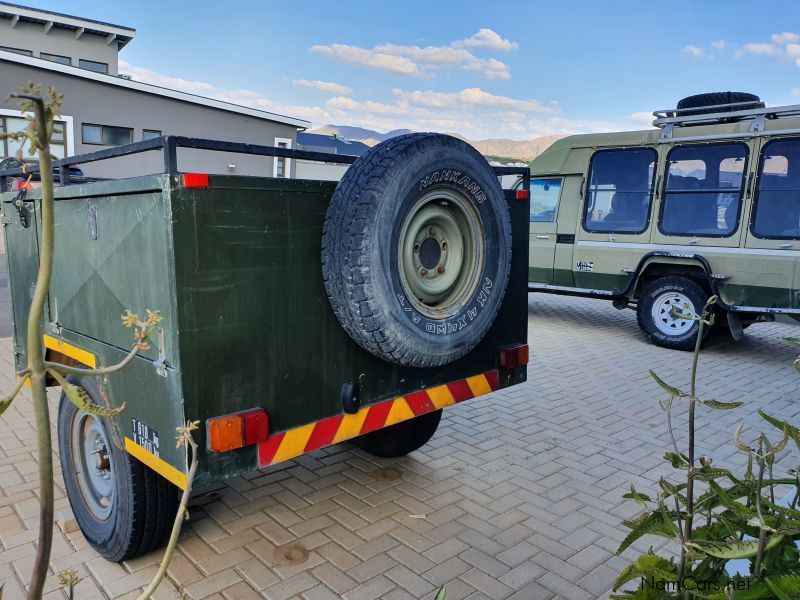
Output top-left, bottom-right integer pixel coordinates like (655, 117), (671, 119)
(413, 244), (420, 253)
(419, 268), (427, 276)
(436, 265), (445, 274)
(441, 241), (447, 250)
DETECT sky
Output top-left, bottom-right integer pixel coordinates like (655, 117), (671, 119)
(28, 0), (800, 140)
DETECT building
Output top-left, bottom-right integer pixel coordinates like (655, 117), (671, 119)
(295, 132), (370, 180)
(0, 2), (310, 179)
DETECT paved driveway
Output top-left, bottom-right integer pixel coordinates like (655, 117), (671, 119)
(0, 293), (798, 599)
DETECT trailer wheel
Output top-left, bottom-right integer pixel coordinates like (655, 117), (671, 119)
(637, 277), (711, 351)
(352, 410), (442, 458)
(322, 133), (511, 367)
(57, 378), (179, 562)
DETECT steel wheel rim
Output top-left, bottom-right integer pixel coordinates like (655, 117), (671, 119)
(71, 409), (114, 520)
(398, 189), (484, 319)
(651, 291), (695, 336)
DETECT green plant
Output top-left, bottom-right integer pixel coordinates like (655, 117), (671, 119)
(0, 84), (198, 600)
(613, 298), (800, 599)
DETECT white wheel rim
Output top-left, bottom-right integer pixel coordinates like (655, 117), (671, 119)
(651, 292), (696, 336)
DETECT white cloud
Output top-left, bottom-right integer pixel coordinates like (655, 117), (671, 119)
(454, 28), (518, 52)
(772, 32), (800, 44)
(790, 87), (800, 96)
(711, 40), (726, 49)
(624, 111), (656, 128)
(682, 45), (712, 59)
(309, 44), (420, 76)
(291, 79), (352, 96)
(392, 87), (554, 114)
(310, 30), (516, 80)
(736, 42), (781, 57)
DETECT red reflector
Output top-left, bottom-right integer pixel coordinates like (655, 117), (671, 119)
(499, 344), (529, 368)
(242, 409), (269, 446)
(183, 173), (210, 188)
(515, 189), (529, 200)
(17, 180), (31, 191)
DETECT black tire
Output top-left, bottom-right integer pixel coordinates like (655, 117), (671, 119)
(353, 410), (442, 458)
(676, 92), (763, 116)
(636, 277), (712, 351)
(57, 378), (179, 561)
(322, 133), (512, 367)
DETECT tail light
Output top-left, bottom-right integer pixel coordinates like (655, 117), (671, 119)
(182, 173), (210, 188)
(207, 408), (269, 453)
(515, 189), (529, 200)
(499, 344), (529, 368)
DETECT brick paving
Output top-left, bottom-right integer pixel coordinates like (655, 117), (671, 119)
(0, 294), (798, 599)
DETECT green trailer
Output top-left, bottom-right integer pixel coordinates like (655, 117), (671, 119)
(0, 134), (529, 561)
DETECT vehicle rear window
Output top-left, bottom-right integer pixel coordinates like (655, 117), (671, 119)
(660, 143), (747, 237)
(584, 148), (656, 234)
(530, 178), (561, 222)
(752, 138), (800, 239)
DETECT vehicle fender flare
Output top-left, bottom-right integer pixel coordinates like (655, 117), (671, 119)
(623, 251), (733, 310)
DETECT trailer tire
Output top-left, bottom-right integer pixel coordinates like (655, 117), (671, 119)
(57, 378), (179, 562)
(637, 276), (711, 351)
(322, 133), (511, 367)
(352, 409), (442, 458)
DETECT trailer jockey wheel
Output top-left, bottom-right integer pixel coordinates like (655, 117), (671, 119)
(57, 377), (179, 561)
(352, 410), (442, 458)
(322, 133), (512, 368)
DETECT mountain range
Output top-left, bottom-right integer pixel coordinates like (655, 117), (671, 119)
(307, 124), (564, 162)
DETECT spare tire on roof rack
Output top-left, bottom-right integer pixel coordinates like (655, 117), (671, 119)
(676, 92), (764, 116)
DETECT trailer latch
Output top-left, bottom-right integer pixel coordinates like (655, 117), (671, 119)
(13, 190), (28, 229)
(152, 327), (167, 377)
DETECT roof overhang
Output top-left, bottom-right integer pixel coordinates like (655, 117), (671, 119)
(0, 2), (135, 49)
(0, 50), (312, 129)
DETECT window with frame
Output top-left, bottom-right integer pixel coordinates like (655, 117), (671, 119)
(40, 52), (70, 65)
(1, 115), (67, 159)
(143, 129), (161, 141)
(275, 140), (289, 178)
(660, 143), (747, 237)
(584, 148), (656, 233)
(78, 59), (108, 74)
(530, 178), (562, 222)
(752, 138), (800, 239)
(0, 46), (32, 56)
(82, 124), (132, 146)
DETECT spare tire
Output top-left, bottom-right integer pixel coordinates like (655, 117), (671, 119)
(322, 133), (511, 368)
(676, 92), (764, 116)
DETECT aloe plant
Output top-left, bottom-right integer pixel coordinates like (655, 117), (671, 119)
(0, 84), (198, 600)
(613, 298), (800, 599)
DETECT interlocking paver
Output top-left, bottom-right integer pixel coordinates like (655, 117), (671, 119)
(1, 293), (798, 598)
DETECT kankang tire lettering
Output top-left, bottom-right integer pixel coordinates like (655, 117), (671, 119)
(418, 170), (487, 204)
(418, 277), (493, 335)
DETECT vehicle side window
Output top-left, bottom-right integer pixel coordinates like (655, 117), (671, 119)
(660, 143), (747, 237)
(530, 178), (561, 222)
(584, 148), (656, 233)
(752, 138), (800, 239)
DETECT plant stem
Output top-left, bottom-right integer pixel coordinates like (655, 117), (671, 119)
(136, 438), (198, 600)
(678, 309), (707, 594)
(753, 452), (767, 578)
(26, 99), (55, 600)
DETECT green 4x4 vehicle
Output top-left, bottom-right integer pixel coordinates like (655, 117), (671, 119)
(527, 91), (800, 350)
(0, 134), (529, 561)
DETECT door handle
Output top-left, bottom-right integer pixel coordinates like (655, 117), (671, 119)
(536, 235), (550, 240)
(778, 243), (793, 249)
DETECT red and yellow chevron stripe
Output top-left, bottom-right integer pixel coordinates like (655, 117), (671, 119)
(258, 370), (498, 468)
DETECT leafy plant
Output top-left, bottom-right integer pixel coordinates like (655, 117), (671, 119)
(0, 84), (199, 600)
(613, 298), (800, 599)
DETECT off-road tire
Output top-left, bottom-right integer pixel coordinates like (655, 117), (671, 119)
(322, 133), (512, 367)
(676, 92), (764, 116)
(352, 410), (442, 458)
(637, 276), (712, 351)
(57, 378), (180, 562)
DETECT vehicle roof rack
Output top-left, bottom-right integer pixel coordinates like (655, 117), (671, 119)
(652, 102), (800, 129)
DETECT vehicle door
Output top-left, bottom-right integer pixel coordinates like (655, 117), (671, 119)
(528, 177), (562, 284)
(742, 136), (800, 308)
(574, 147), (659, 292)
